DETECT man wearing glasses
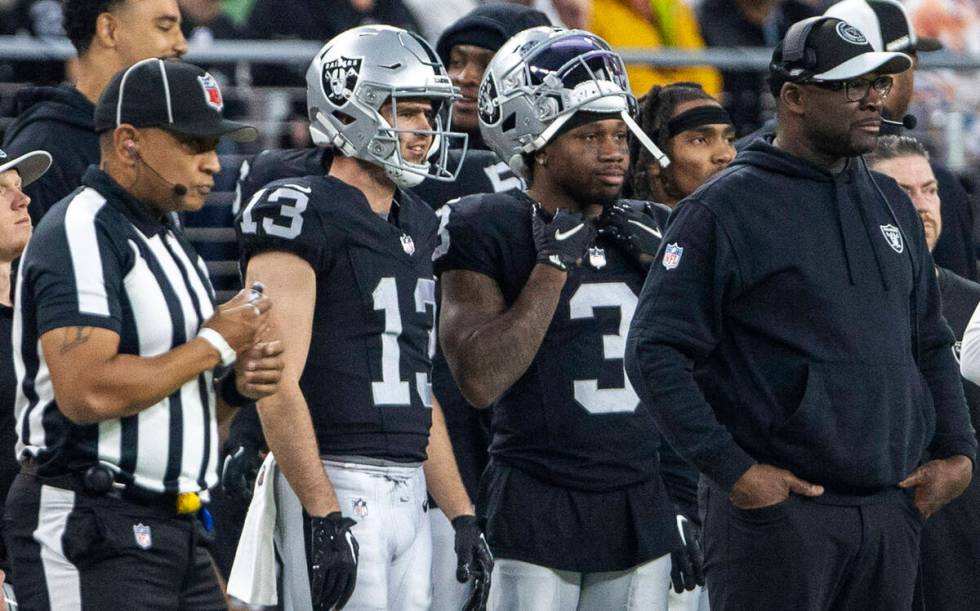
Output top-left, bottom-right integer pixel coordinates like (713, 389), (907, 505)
(626, 16), (976, 611)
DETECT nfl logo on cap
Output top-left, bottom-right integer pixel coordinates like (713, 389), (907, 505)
(198, 73), (223, 112)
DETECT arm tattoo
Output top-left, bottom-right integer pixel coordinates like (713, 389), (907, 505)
(60, 327), (93, 355)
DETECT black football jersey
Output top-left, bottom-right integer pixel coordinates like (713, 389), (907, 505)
(236, 175), (439, 461)
(434, 192), (667, 491)
(235, 147), (523, 216)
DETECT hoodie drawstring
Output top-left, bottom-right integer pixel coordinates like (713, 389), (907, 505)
(847, 176), (891, 291)
(832, 180), (857, 286)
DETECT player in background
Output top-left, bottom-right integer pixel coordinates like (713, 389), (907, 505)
(623, 82), (735, 210)
(2, 0), (188, 222)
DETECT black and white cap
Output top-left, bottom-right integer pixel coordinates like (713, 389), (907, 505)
(95, 59), (257, 142)
(825, 0), (941, 54)
(0, 148), (52, 187)
(771, 16), (912, 82)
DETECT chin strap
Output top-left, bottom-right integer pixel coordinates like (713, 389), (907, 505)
(622, 110), (670, 169)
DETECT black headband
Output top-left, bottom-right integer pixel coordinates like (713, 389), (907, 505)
(664, 106), (733, 140)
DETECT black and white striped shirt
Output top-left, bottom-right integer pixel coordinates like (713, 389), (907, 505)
(13, 167), (219, 494)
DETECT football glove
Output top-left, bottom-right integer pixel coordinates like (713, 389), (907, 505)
(220, 445), (262, 503)
(452, 515), (493, 611)
(596, 202), (663, 269)
(532, 205), (596, 272)
(670, 514), (705, 593)
(309, 512), (359, 610)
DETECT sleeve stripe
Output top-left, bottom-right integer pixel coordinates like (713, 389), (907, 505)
(64, 189), (110, 317)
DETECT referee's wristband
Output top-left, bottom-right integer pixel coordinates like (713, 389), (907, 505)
(197, 327), (236, 367)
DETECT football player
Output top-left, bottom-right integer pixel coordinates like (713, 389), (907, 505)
(234, 26), (491, 611)
(436, 27), (701, 610)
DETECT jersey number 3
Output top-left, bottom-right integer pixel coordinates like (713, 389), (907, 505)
(569, 283), (640, 415)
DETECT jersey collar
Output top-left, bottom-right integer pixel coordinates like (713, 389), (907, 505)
(82, 166), (176, 237)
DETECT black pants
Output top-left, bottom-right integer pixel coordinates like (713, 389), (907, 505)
(3, 472), (225, 611)
(918, 468), (980, 611)
(700, 481), (924, 611)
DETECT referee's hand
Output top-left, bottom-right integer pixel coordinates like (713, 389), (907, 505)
(206, 289), (271, 352)
(235, 340), (285, 400)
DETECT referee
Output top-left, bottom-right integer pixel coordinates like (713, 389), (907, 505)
(5, 59), (283, 610)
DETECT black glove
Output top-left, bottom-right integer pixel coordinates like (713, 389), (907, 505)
(452, 515), (493, 611)
(309, 512), (359, 610)
(670, 514), (705, 594)
(220, 445), (262, 503)
(596, 202), (663, 269)
(532, 205), (596, 272)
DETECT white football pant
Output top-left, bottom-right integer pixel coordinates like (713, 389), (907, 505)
(275, 459), (431, 611)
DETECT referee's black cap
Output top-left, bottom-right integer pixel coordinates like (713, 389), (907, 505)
(95, 59), (258, 142)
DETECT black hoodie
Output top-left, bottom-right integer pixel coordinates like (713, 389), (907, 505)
(737, 118), (978, 281)
(2, 84), (98, 224)
(626, 137), (976, 495)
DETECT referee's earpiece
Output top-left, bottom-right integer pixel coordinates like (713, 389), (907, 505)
(124, 139), (137, 156)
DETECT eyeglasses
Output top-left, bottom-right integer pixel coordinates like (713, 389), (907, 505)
(803, 75), (894, 102)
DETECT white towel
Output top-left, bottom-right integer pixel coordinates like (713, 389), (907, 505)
(228, 453), (279, 606)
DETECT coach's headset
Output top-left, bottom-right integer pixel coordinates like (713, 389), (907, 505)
(768, 16), (834, 82)
(770, 16), (923, 364)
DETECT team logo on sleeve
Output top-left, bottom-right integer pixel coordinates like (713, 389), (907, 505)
(198, 73), (224, 111)
(662, 242), (683, 270)
(879, 224), (904, 253)
(133, 523), (153, 549)
(322, 56), (362, 107)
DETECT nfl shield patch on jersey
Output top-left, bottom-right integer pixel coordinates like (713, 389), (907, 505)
(133, 523), (152, 549)
(662, 243), (683, 270)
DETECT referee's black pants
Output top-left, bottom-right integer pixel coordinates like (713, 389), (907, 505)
(700, 480), (924, 611)
(3, 471), (225, 611)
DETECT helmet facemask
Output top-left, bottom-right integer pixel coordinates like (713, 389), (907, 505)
(364, 90), (468, 188)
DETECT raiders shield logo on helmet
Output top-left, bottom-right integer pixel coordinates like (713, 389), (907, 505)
(478, 76), (500, 125)
(322, 56), (362, 107)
